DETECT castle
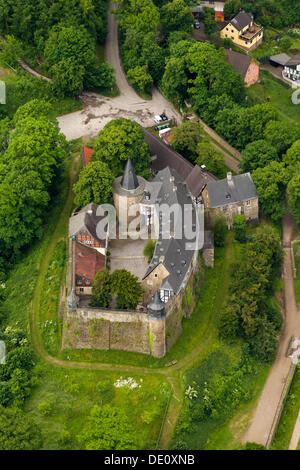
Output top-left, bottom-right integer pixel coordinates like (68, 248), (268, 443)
(65, 158), (213, 358)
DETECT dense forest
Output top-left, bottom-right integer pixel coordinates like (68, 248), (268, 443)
(0, 0), (114, 97)
(227, 0), (300, 28)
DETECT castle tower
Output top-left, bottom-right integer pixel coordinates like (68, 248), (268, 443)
(148, 290), (166, 358)
(113, 158), (146, 237)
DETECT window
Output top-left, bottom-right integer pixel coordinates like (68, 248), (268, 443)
(80, 288), (84, 292)
(154, 274), (158, 278)
(246, 200), (251, 206)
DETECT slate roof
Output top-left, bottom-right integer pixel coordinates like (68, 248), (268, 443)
(270, 53), (291, 66)
(75, 241), (106, 283)
(224, 49), (254, 78)
(206, 173), (258, 208)
(144, 130), (194, 181)
(286, 54), (300, 67)
(142, 167), (198, 295)
(121, 158), (139, 190)
(69, 203), (107, 246)
(144, 131), (216, 197)
(185, 164), (217, 197)
(230, 11), (253, 31)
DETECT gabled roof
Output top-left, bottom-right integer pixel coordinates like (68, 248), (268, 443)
(224, 49), (254, 78)
(230, 11), (253, 31)
(185, 164), (217, 198)
(286, 54), (300, 67)
(75, 241), (106, 281)
(270, 53), (291, 66)
(69, 203), (107, 245)
(206, 173), (258, 208)
(121, 158), (139, 191)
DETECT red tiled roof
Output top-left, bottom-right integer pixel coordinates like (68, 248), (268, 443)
(82, 147), (94, 166)
(75, 241), (106, 283)
(215, 11), (224, 19)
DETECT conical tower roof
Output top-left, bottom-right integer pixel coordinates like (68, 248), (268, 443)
(121, 158), (139, 191)
(148, 290), (166, 318)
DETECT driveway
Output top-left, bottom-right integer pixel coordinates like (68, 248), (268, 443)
(57, 2), (181, 141)
(243, 211), (300, 447)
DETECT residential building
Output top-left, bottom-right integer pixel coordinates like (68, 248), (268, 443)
(220, 11), (263, 52)
(202, 172), (259, 228)
(283, 54), (300, 83)
(225, 49), (259, 87)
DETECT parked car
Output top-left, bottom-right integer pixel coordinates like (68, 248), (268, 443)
(154, 115), (163, 123)
(160, 113), (168, 121)
(194, 19), (200, 30)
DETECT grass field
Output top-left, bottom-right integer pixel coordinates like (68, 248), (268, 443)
(271, 367), (300, 450)
(24, 364), (170, 450)
(293, 241), (300, 308)
(247, 70), (300, 124)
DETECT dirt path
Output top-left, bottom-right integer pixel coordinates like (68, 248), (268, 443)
(242, 211), (300, 448)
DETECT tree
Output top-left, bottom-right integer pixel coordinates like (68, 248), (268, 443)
(0, 35), (22, 67)
(213, 217), (227, 247)
(283, 140), (300, 167)
(0, 405), (42, 450)
(13, 99), (52, 124)
(90, 270), (112, 308)
(252, 162), (289, 222)
(127, 66), (153, 93)
(0, 117), (12, 154)
(44, 25), (111, 97)
(202, 7), (217, 35)
(240, 140), (279, 172)
(160, 0), (193, 37)
(264, 121), (300, 156)
(73, 161), (114, 208)
(111, 269), (144, 310)
(233, 214), (247, 243)
(119, 0), (160, 35)
(170, 120), (204, 162)
(280, 36), (292, 53)
(51, 58), (85, 97)
(92, 118), (151, 177)
(0, 115), (68, 251)
(161, 57), (187, 106)
(78, 405), (138, 450)
(287, 174), (300, 227)
(195, 143), (226, 178)
(224, 0), (241, 19)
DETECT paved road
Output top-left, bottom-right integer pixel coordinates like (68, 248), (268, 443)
(57, 3), (182, 141)
(243, 211), (300, 447)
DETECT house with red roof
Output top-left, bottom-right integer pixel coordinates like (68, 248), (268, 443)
(75, 241), (106, 295)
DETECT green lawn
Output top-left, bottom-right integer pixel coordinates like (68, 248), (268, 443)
(24, 364), (169, 450)
(247, 70), (300, 124)
(271, 367), (300, 450)
(293, 241), (300, 308)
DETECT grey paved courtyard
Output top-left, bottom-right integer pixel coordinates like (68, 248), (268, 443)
(109, 238), (150, 281)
